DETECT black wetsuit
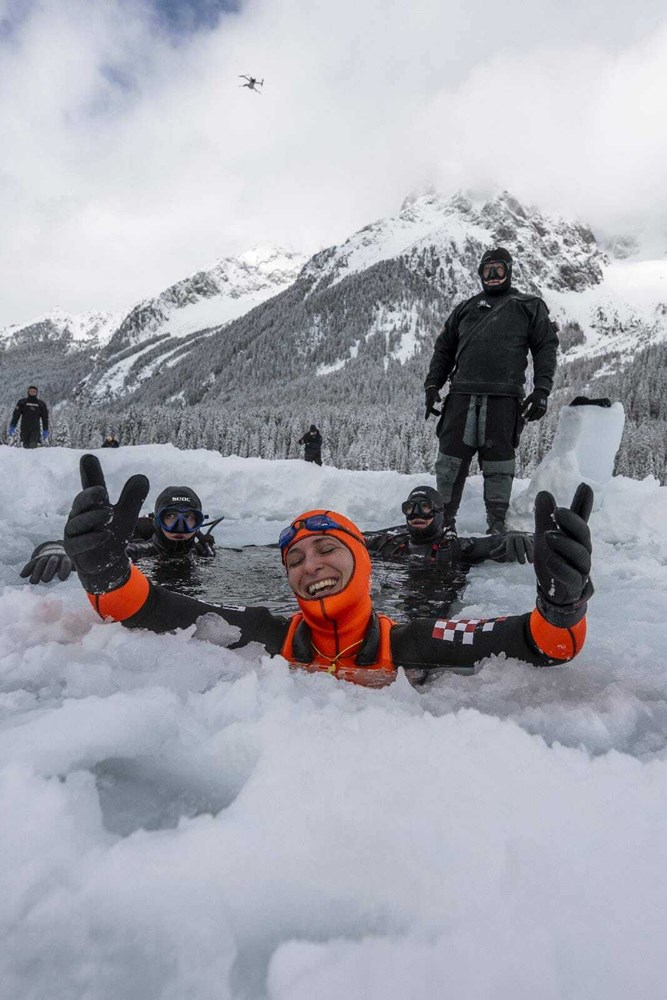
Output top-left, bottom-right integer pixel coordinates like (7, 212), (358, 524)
(364, 525), (516, 624)
(299, 429), (323, 465)
(10, 396), (49, 448)
(364, 526), (500, 565)
(112, 582), (570, 674)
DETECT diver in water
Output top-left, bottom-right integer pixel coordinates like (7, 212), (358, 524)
(19, 484), (220, 585)
(129, 486), (219, 559)
(60, 455), (593, 688)
(364, 485), (534, 565)
(365, 485), (533, 628)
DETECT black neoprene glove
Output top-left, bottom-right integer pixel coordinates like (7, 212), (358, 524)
(489, 532), (535, 565)
(19, 541), (73, 584)
(534, 483), (594, 628)
(521, 390), (548, 422)
(64, 454), (149, 594)
(424, 385), (442, 420)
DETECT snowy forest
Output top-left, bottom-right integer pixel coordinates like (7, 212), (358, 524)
(47, 338), (667, 483)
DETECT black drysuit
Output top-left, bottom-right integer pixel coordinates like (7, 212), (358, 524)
(126, 516), (215, 560)
(364, 526), (501, 565)
(425, 288), (558, 525)
(363, 525), (525, 624)
(10, 396), (49, 448)
(299, 429), (323, 465)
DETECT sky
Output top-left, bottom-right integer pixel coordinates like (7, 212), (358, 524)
(2, 0), (667, 325)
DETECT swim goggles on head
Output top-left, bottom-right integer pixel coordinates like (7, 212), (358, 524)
(401, 499), (438, 518)
(156, 506), (205, 534)
(278, 514), (364, 555)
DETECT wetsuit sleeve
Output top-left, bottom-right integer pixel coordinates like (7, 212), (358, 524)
(133, 516), (156, 541)
(363, 527), (407, 558)
(39, 400), (49, 431)
(424, 304), (461, 389)
(527, 299), (559, 395)
(125, 538), (159, 559)
(10, 401), (23, 428)
(390, 610), (585, 673)
(87, 567), (291, 654)
(457, 536), (495, 563)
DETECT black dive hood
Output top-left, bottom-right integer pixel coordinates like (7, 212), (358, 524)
(478, 247), (513, 296)
(405, 486), (445, 542)
(153, 486), (203, 554)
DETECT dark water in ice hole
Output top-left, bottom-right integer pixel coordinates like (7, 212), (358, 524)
(136, 544), (470, 622)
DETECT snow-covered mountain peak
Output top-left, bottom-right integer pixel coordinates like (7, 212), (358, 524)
(105, 242), (307, 355)
(0, 306), (120, 348)
(236, 242), (305, 275)
(303, 189), (606, 296)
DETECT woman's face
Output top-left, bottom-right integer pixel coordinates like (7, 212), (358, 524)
(285, 534), (354, 600)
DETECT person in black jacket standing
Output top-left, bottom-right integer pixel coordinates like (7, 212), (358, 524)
(424, 248), (558, 534)
(299, 425), (323, 465)
(8, 385), (49, 448)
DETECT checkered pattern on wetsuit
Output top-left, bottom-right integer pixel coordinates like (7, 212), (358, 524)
(432, 616), (507, 645)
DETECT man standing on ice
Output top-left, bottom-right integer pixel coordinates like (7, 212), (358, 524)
(8, 385), (49, 448)
(424, 248), (558, 535)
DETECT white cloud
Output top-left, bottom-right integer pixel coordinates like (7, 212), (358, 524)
(1, 0), (667, 325)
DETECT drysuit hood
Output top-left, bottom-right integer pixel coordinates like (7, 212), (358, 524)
(27, 385), (38, 395)
(153, 486), (203, 517)
(478, 247), (513, 296)
(153, 486), (203, 551)
(405, 486), (445, 541)
(282, 509), (373, 650)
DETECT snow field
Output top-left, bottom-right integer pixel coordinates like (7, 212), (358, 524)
(1, 445), (666, 999)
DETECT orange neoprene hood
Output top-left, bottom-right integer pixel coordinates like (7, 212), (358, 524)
(281, 509), (375, 661)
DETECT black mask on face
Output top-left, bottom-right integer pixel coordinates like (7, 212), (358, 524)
(478, 247), (513, 296)
(404, 486), (445, 541)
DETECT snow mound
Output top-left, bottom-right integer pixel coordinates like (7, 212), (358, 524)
(1, 445), (666, 999)
(512, 402), (626, 515)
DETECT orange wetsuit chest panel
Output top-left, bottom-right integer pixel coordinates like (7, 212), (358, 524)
(281, 612), (397, 687)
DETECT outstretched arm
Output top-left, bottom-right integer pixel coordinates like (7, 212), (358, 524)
(391, 485), (593, 672)
(463, 532), (535, 565)
(63, 455), (290, 653)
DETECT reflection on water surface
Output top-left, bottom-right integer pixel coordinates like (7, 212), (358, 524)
(138, 545), (470, 622)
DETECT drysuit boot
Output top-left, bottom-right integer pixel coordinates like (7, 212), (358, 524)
(486, 512), (507, 536)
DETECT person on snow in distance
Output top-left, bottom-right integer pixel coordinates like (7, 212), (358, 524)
(20, 484), (219, 585)
(298, 425), (323, 466)
(8, 385), (49, 449)
(102, 433), (120, 448)
(364, 485), (534, 566)
(424, 248), (558, 535)
(60, 454), (593, 688)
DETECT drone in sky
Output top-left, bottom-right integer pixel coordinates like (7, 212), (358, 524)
(239, 75), (264, 93)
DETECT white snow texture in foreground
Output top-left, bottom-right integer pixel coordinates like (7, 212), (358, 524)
(1, 444), (666, 1000)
